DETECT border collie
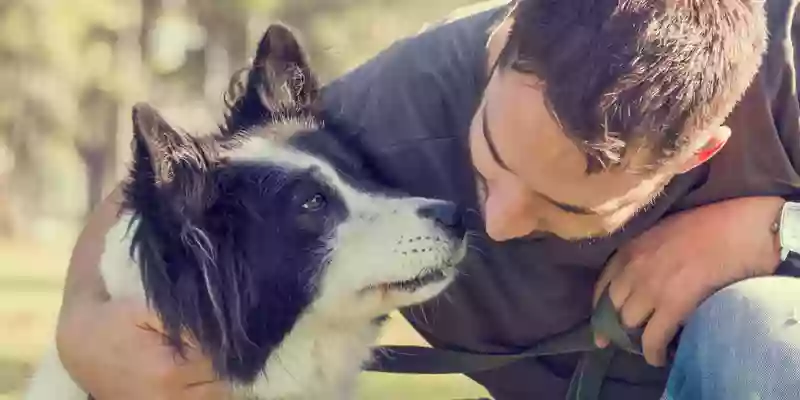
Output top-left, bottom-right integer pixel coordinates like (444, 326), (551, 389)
(25, 24), (467, 400)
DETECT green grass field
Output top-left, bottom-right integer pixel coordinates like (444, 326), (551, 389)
(0, 238), (490, 400)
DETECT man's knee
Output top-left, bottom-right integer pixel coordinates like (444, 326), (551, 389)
(684, 276), (800, 363)
(665, 276), (800, 400)
(694, 276), (800, 325)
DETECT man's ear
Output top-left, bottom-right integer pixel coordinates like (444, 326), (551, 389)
(222, 23), (320, 135)
(131, 103), (208, 214)
(677, 125), (731, 173)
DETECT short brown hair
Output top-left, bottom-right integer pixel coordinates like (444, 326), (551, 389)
(501, 0), (767, 172)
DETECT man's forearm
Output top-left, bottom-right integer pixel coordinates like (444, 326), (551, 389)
(61, 184), (125, 308)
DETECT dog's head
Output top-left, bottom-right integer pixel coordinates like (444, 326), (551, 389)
(125, 24), (467, 383)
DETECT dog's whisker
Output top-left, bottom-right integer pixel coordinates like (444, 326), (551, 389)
(443, 292), (456, 306)
(467, 243), (487, 259)
(420, 305), (430, 326)
(408, 306), (419, 325)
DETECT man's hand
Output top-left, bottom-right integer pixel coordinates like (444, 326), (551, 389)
(57, 298), (231, 400)
(593, 196), (785, 367)
(55, 184), (231, 400)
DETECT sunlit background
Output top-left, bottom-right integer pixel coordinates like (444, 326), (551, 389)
(0, 0), (494, 398)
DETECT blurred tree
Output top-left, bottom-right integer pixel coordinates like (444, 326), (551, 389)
(0, 0), (143, 239)
(267, 0), (478, 80)
(0, 0), (483, 240)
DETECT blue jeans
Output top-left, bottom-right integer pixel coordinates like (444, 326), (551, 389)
(662, 276), (800, 400)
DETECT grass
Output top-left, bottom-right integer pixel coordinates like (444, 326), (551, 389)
(0, 238), (490, 400)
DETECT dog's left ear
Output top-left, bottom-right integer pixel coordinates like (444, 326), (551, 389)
(131, 102), (209, 215)
(223, 24), (320, 135)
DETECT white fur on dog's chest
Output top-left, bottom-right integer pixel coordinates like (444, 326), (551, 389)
(245, 318), (380, 400)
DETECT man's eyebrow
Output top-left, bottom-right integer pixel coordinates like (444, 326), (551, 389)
(482, 101), (597, 216)
(481, 103), (511, 171)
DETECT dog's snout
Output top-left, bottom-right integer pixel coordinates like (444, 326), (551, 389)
(417, 201), (466, 238)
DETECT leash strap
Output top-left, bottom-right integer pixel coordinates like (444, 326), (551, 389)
(364, 289), (667, 400)
(364, 318), (598, 375)
(565, 346), (616, 400)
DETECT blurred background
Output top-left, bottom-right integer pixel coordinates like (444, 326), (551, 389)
(0, 0), (493, 398)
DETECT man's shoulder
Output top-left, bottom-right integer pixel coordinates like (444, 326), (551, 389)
(302, 4), (506, 199)
(318, 2), (503, 147)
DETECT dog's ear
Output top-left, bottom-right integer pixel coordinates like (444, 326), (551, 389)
(131, 103), (208, 214)
(251, 23), (319, 112)
(222, 23), (320, 135)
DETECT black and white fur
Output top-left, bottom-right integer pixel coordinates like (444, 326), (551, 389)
(25, 24), (466, 400)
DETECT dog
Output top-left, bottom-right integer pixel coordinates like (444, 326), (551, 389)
(25, 24), (467, 400)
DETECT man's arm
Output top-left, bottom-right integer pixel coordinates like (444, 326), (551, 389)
(54, 184), (230, 399)
(59, 184), (122, 308)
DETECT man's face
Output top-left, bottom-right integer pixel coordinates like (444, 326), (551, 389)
(468, 22), (688, 242)
(469, 69), (675, 242)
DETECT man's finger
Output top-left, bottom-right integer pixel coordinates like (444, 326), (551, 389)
(176, 348), (231, 399)
(594, 333), (611, 348)
(594, 252), (636, 348)
(145, 339), (221, 393)
(618, 287), (655, 330)
(606, 265), (635, 312)
(118, 299), (195, 345)
(594, 250), (630, 306)
(640, 286), (697, 367)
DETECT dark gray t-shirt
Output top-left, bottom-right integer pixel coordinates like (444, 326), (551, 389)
(294, 1), (800, 398)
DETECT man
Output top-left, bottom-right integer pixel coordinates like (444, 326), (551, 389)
(55, 0), (800, 399)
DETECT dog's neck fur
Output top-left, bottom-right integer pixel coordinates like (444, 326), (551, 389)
(101, 214), (382, 400)
(247, 313), (380, 400)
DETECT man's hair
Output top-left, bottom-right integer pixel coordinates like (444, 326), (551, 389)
(501, 0), (767, 172)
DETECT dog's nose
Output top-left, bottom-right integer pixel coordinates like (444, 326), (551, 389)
(417, 201), (466, 238)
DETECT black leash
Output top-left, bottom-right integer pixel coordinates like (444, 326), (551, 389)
(364, 288), (675, 400)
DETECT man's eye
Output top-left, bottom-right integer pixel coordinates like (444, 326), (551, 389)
(301, 194), (327, 211)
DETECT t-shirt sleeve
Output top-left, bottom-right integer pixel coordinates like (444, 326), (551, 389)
(671, 0), (800, 210)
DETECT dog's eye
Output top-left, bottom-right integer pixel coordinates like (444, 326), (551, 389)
(301, 194), (327, 211)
